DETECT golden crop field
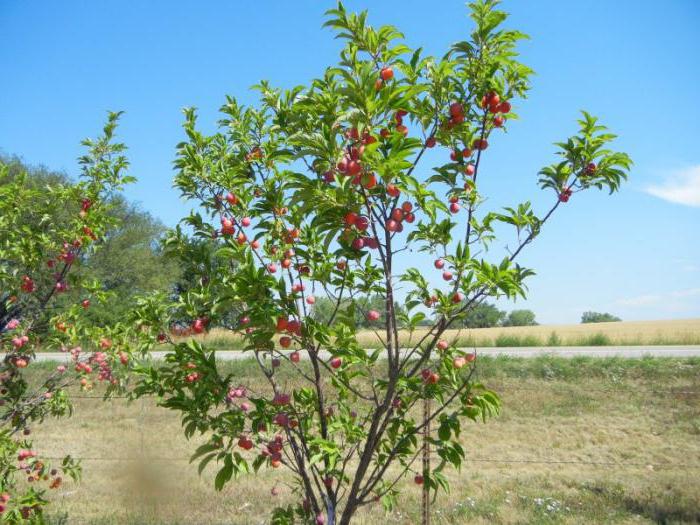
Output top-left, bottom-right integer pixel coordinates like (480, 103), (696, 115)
(186, 318), (700, 350)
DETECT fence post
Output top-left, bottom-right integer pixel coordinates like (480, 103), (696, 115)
(422, 396), (431, 525)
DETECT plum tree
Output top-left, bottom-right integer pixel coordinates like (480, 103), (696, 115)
(0, 113), (134, 522)
(126, 2), (631, 524)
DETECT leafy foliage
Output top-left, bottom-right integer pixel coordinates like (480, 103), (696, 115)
(0, 114), (134, 522)
(117, 2), (631, 524)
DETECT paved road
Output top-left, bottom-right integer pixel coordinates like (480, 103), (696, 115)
(22, 345), (700, 362)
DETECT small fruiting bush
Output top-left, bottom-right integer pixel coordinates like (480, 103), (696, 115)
(127, 2), (631, 524)
(0, 114), (134, 523)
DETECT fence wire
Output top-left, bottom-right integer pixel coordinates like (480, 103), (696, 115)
(39, 383), (700, 473)
(41, 455), (700, 469)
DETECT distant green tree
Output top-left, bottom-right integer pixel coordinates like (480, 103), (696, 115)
(503, 309), (537, 326)
(72, 196), (180, 325)
(460, 302), (505, 328)
(581, 311), (621, 323)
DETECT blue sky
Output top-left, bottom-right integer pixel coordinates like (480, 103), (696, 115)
(1, 1), (698, 324)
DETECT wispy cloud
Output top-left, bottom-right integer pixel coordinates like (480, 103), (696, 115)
(616, 288), (700, 308)
(616, 294), (663, 307)
(645, 165), (700, 207)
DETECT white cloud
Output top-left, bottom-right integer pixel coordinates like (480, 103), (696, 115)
(671, 287), (700, 298)
(615, 288), (700, 308)
(645, 165), (700, 207)
(616, 294), (663, 307)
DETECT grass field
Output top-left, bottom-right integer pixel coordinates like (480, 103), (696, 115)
(186, 318), (700, 350)
(25, 356), (700, 524)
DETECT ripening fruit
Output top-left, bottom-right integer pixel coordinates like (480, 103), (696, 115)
(238, 437), (253, 450)
(442, 271), (453, 281)
(81, 299), (90, 308)
(290, 351), (300, 363)
(465, 164), (475, 176)
(347, 160), (361, 176)
(452, 292), (464, 303)
(434, 259), (445, 269)
(414, 474), (424, 485)
(450, 149), (462, 161)
(306, 295), (315, 305)
(380, 67), (394, 81)
(472, 138), (488, 151)
(386, 184), (400, 198)
(356, 216), (370, 231)
(401, 202), (413, 213)
(450, 202), (460, 214)
(241, 217), (251, 227)
(493, 115), (504, 127)
(449, 102), (464, 117)
(465, 352), (476, 362)
(498, 101), (512, 113)
(351, 238), (365, 250)
(225, 193), (239, 205)
(365, 237), (379, 249)
(453, 356), (467, 368)
(330, 357), (342, 369)
(192, 318), (207, 334)
(425, 137), (436, 148)
(267, 263), (278, 273)
(280, 336), (292, 348)
(404, 212), (415, 223)
(391, 208), (404, 221)
(437, 340), (449, 351)
(362, 172), (378, 189)
(366, 310), (380, 322)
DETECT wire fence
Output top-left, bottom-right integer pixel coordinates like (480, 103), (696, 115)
(65, 386), (700, 399)
(36, 382), (700, 479)
(41, 455), (700, 469)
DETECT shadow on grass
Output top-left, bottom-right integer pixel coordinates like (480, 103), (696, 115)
(583, 482), (700, 525)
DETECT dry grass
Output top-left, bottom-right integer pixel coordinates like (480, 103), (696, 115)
(25, 356), (700, 524)
(186, 318), (700, 350)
